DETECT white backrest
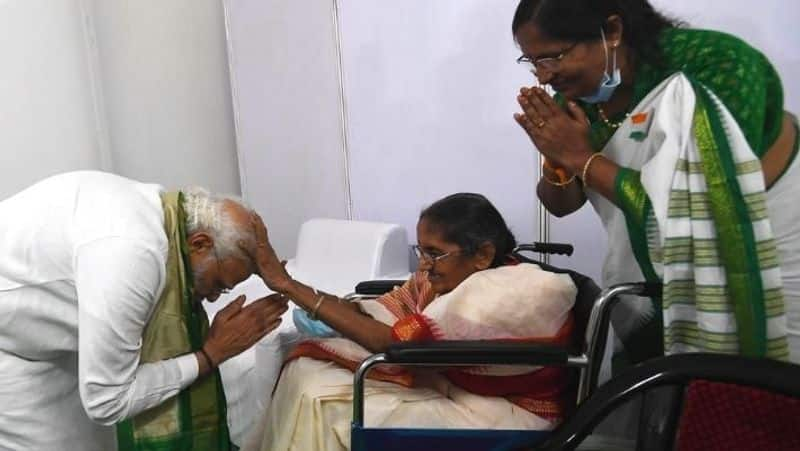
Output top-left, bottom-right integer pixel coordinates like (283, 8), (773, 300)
(287, 218), (410, 296)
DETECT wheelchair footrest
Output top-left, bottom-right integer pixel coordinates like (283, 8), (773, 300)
(350, 426), (549, 451)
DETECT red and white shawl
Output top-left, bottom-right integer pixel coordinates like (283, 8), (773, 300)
(287, 263), (577, 421)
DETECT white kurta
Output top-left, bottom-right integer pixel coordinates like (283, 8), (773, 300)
(0, 171), (199, 451)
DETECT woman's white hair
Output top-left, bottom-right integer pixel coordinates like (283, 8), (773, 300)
(182, 187), (254, 259)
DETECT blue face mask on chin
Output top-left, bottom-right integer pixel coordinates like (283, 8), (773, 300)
(579, 28), (621, 104)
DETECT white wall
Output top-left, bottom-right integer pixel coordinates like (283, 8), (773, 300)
(332, 1), (609, 281)
(223, 0), (351, 258)
(0, 0), (241, 201)
(339, 0), (541, 245)
(0, 0), (106, 200)
(225, 0), (544, 260)
(85, 0), (241, 194)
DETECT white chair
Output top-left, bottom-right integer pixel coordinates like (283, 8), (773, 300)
(204, 218), (411, 446)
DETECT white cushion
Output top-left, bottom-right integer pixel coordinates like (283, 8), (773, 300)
(290, 218), (410, 295)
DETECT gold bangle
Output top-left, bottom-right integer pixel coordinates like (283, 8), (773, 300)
(543, 173), (576, 187)
(580, 153), (605, 189)
(542, 159), (576, 187)
(309, 290), (325, 321)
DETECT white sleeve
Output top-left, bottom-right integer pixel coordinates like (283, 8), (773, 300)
(75, 238), (199, 425)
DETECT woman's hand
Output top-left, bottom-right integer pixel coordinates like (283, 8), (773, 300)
(514, 87), (594, 175)
(239, 212), (294, 294)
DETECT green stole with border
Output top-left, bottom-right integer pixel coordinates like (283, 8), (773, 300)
(611, 77), (788, 361)
(571, 28), (789, 364)
(116, 192), (230, 451)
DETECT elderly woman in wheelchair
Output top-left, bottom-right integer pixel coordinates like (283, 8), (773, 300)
(241, 193), (578, 451)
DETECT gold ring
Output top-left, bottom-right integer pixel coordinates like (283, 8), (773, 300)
(536, 119), (547, 128)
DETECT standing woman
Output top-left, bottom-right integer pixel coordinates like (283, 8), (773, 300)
(511, 0), (799, 363)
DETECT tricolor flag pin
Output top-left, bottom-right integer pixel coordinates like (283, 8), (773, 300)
(629, 110), (653, 142)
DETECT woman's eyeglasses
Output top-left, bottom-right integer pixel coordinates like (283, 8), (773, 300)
(516, 42), (578, 74)
(412, 245), (460, 264)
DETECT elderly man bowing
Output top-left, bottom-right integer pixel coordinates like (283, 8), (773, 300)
(0, 171), (287, 451)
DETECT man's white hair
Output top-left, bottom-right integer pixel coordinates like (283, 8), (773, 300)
(183, 187), (254, 259)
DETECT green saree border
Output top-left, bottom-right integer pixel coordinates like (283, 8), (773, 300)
(117, 417), (135, 447)
(177, 192), (199, 449)
(178, 193), (231, 451)
(614, 167), (660, 284)
(691, 80), (767, 357)
(613, 168), (665, 363)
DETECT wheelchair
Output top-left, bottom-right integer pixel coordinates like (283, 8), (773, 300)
(532, 352), (800, 451)
(347, 242), (662, 451)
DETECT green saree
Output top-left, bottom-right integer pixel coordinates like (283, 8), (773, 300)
(580, 28), (790, 361)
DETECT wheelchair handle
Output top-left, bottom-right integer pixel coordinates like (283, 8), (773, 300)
(514, 242), (574, 257)
(638, 282), (663, 298)
(354, 280), (406, 295)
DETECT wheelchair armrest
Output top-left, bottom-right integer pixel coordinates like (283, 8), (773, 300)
(385, 340), (569, 366)
(577, 281), (664, 401)
(352, 341), (572, 426)
(354, 280), (406, 295)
